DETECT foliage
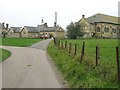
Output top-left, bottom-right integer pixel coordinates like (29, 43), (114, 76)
(0, 48), (11, 62)
(66, 22), (83, 39)
(0, 38), (42, 47)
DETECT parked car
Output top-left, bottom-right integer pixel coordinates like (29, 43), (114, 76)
(40, 34), (49, 39)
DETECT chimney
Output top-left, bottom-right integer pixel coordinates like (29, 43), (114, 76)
(2, 22), (5, 29)
(44, 23), (48, 27)
(6, 23), (9, 29)
(55, 12), (57, 25)
(54, 22), (56, 27)
(82, 15), (85, 19)
(41, 19), (44, 23)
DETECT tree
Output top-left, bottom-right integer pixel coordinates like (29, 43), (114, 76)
(66, 22), (83, 39)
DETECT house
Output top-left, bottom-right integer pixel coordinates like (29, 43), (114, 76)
(37, 23), (65, 38)
(1, 21), (65, 38)
(22, 26), (39, 38)
(77, 13), (120, 38)
(7, 27), (22, 38)
(1, 22), (9, 38)
(0, 23), (2, 38)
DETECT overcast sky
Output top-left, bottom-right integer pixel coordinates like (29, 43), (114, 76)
(0, 0), (120, 29)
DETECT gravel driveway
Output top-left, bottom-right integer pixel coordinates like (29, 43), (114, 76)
(0, 39), (67, 88)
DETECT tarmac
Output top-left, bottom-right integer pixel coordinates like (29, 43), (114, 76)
(0, 39), (67, 88)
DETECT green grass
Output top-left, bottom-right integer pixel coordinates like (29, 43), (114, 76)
(0, 48), (11, 62)
(0, 38), (42, 47)
(47, 39), (119, 88)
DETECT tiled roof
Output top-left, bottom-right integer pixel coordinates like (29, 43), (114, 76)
(11, 27), (21, 33)
(24, 26), (38, 33)
(40, 27), (57, 32)
(37, 24), (45, 32)
(37, 24), (60, 32)
(86, 13), (118, 24)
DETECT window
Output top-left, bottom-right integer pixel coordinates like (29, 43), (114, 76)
(10, 32), (12, 34)
(23, 32), (26, 34)
(112, 28), (117, 33)
(96, 27), (100, 32)
(104, 27), (109, 32)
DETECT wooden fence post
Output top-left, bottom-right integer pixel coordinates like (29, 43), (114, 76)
(80, 42), (85, 63)
(96, 46), (100, 66)
(65, 41), (67, 49)
(96, 46), (98, 66)
(58, 40), (60, 49)
(74, 44), (77, 55)
(53, 37), (56, 45)
(69, 43), (71, 54)
(116, 46), (120, 82)
(61, 41), (63, 49)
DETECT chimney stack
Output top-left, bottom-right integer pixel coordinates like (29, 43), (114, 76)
(55, 12), (57, 26)
(41, 19), (44, 23)
(2, 22), (5, 29)
(44, 23), (48, 27)
(6, 23), (9, 29)
(82, 15), (85, 19)
(54, 22), (56, 27)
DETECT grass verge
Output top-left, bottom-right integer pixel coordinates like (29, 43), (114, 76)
(0, 48), (11, 62)
(47, 41), (119, 88)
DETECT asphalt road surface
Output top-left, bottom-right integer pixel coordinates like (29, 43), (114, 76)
(0, 39), (67, 88)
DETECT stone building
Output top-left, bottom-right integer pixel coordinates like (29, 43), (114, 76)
(37, 23), (65, 38)
(7, 27), (22, 38)
(0, 22), (9, 38)
(3, 22), (65, 38)
(77, 13), (120, 38)
(22, 26), (38, 38)
(0, 23), (2, 38)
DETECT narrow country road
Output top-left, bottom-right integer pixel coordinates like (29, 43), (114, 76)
(1, 39), (67, 88)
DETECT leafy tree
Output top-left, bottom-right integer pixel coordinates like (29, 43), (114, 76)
(66, 22), (83, 39)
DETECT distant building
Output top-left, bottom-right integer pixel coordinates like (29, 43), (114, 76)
(77, 13), (120, 38)
(2, 22), (65, 38)
(0, 23), (2, 38)
(37, 23), (65, 38)
(0, 22), (9, 38)
(7, 27), (22, 38)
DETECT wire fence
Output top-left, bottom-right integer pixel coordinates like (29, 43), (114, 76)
(53, 37), (120, 82)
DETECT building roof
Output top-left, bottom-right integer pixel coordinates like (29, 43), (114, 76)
(37, 24), (60, 32)
(24, 26), (38, 33)
(11, 27), (21, 33)
(84, 13), (118, 24)
(37, 24), (45, 32)
(40, 27), (57, 32)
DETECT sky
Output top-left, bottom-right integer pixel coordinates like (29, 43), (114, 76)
(0, 0), (120, 29)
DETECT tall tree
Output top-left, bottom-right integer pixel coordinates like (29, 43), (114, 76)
(66, 22), (83, 39)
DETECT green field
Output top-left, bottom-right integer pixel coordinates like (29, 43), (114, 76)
(47, 39), (119, 88)
(0, 38), (42, 47)
(63, 39), (118, 65)
(0, 48), (11, 62)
